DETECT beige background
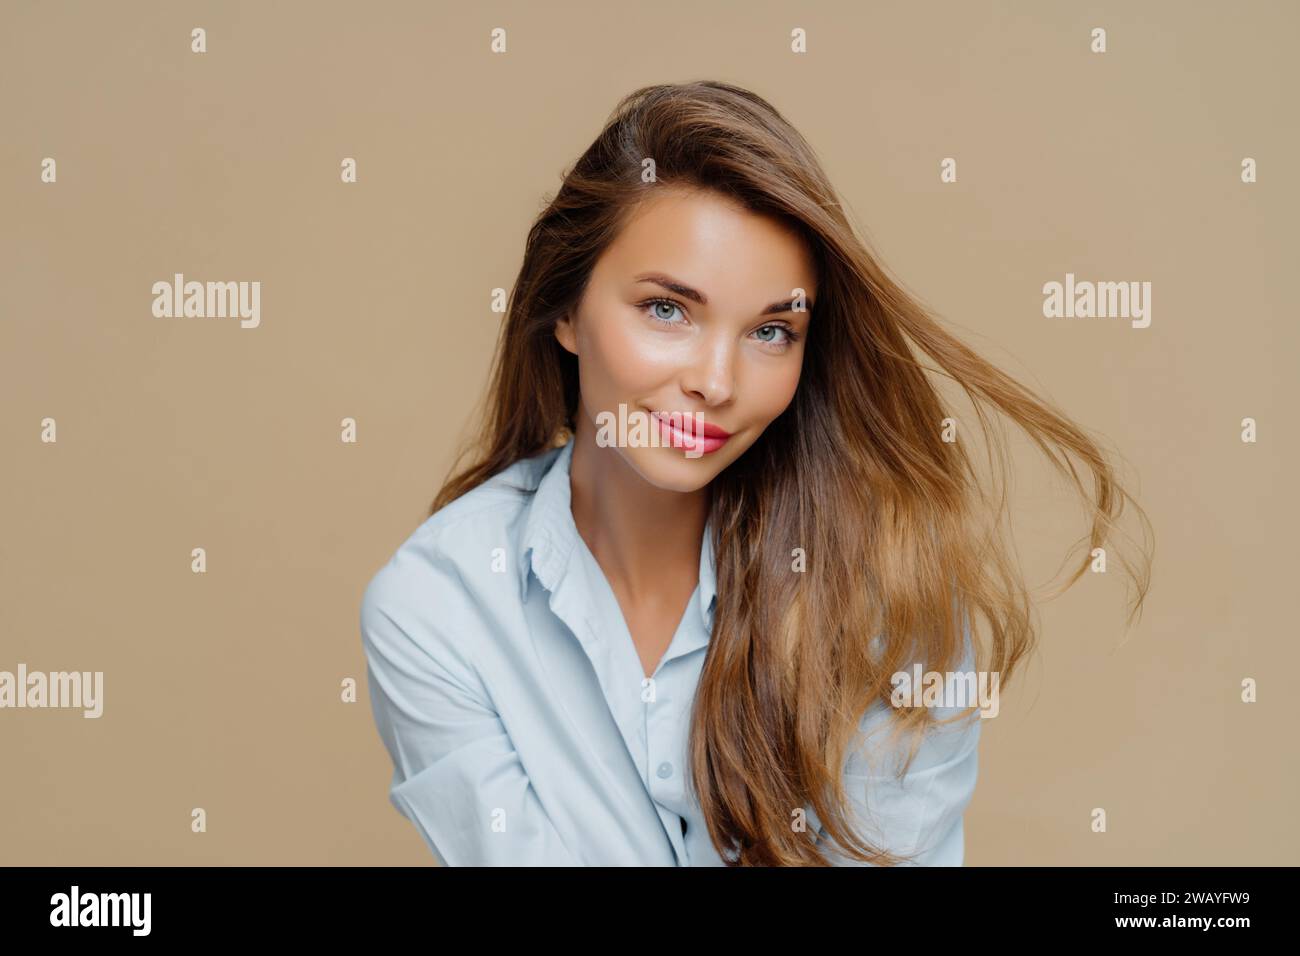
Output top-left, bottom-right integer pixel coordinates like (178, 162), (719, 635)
(1, 0), (1295, 865)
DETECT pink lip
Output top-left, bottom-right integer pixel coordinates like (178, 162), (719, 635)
(649, 410), (731, 455)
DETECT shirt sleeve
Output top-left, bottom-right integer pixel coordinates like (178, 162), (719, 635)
(359, 566), (581, 866)
(818, 617), (983, 867)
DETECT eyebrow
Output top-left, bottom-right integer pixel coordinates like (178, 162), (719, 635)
(633, 272), (814, 316)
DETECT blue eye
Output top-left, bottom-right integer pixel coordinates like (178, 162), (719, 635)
(753, 323), (799, 349)
(643, 298), (686, 326)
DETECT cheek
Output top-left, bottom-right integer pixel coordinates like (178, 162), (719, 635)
(745, 355), (804, 422)
(582, 309), (680, 391)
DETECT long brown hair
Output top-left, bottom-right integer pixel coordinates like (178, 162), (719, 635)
(431, 80), (1153, 865)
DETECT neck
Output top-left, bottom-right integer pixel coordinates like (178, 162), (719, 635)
(568, 410), (709, 603)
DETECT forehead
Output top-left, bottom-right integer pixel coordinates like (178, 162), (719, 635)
(597, 188), (817, 297)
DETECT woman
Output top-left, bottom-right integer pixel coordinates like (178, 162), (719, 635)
(360, 80), (1153, 866)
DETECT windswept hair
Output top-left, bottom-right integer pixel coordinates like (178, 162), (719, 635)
(432, 80), (1153, 865)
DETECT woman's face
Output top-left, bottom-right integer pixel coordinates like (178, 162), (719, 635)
(555, 187), (817, 493)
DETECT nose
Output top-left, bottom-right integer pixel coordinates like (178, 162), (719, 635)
(680, 329), (736, 407)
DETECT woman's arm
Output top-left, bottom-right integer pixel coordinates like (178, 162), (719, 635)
(819, 613), (984, 866)
(360, 575), (581, 866)
(822, 701), (981, 866)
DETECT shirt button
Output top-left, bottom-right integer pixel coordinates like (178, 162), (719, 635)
(656, 761), (673, 779)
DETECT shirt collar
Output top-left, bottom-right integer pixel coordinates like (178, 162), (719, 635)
(520, 433), (717, 631)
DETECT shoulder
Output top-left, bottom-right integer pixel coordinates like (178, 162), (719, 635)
(359, 446), (561, 669)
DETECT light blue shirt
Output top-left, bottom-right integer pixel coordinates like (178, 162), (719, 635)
(360, 434), (981, 866)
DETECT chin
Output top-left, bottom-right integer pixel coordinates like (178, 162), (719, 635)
(618, 446), (730, 493)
